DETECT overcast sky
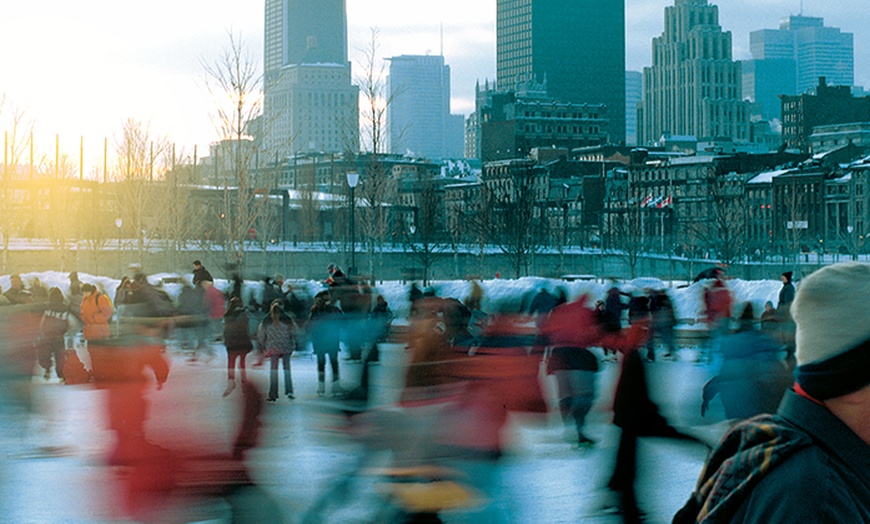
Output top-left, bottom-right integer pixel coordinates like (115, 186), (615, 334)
(0, 0), (866, 172)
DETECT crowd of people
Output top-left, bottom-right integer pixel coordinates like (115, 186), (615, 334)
(2, 260), (867, 522)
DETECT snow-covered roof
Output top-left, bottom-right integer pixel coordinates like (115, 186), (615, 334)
(746, 168), (793, 184)
(668, 156), (720, 166)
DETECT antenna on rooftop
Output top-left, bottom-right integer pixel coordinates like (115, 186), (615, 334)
(800, 0), (803, 15)
(440, 21), (444, 57)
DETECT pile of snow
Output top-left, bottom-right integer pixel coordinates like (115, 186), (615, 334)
(4, 271), (788, 327)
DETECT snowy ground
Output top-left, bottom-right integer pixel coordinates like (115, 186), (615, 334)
(0, 339), (729, 523)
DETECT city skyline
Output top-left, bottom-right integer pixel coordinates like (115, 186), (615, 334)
(1, 0), (867, 172)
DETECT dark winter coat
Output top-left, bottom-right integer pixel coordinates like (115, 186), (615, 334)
(649, 291), (676, 329)
(284, 292), (307, 321)
(627, 295), (650, 324)
(308, 303), (342, 355)
(778, 282), (795, 307)
(126, 283), (175, 318)
(176, 285), (207, 328)
(675, 390), (870, 523)
(192, 266), (214, 286)
(260, 281), (283, 312)
(369, 299), (394, 343)
(602, 289), (627, 332)
(777, 282), (796, 319)
(40, 303), (71, 341)
(223, 311), (253, 354)
(529, 290), (559, 317)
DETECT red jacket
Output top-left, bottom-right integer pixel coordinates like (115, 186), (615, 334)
(704, 280), (733, 323)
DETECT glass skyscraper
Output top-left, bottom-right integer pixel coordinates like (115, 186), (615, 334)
(496, 0), (626, 144)
(387, 55), (464, 159)
(744, 14), (854, 122)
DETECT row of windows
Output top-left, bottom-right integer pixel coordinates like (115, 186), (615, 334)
(520, 111), (600, 119)
(523, 124), (600, 135)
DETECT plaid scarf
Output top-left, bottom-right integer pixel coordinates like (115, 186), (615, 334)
(675, 415), (813, 523)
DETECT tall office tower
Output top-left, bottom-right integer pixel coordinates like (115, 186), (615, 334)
(263, 0), (358, 156)
(496, 0), (625, 144)
(744, 15), (853, 121)
(638, 0), (750, 146)
(265, 0), (347, 83)
(387, 55), (465, 159)
(742, 58), (796, 122)
(625, 71), (643, 146)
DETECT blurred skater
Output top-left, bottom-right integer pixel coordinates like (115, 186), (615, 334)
(540, 296), (601, 447)
(223, 296), (253, 398)
(309, 291), (343, 397)
(257, 299), (297, 402)
(676, 262), (870, 522)
(702, 276), (732, 362)
(777, 270), (797, 359)
(37, 288), (70, 381)
(701, 303), (790, 421)
(649, 289), (677, 360)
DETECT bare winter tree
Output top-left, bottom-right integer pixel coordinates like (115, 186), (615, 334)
(686, 169), (748, 266)
(402, 175), (446, 285)
(77, 182), (113, 275)
(608, 202), (645, 279)
(0, 97), (35, 272)
(203, 32), (275, 274)
(114, 118), (171, 262)
(352, 28), (399, 278)
(778, 177), (812, 264)
(461, 184), (494, 269)
(297, 162), (322, 242)
(153, 147), (204, 271)
(488, 164), (548, 278)
(42, 154), (80, 271)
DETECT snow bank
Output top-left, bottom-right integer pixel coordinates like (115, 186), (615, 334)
(4, 270), (788, 325)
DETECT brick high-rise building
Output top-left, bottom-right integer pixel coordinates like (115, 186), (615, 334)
(781, 77), (870, 153)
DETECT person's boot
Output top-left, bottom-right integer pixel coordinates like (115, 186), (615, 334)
(331, 378), (345, 398)
(317, 371), (326, 396)
(222, 378), (236, 398)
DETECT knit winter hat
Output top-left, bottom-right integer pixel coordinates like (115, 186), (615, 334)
(792, 261), (870, 400)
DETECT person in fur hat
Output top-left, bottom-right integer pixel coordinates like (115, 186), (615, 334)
(675, 262), (870, 522)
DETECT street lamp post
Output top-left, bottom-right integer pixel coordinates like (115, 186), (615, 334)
(115, 217), (123, 276)
(346, 172), (359, 275)
(561, 183), (570, 248)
